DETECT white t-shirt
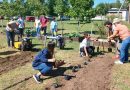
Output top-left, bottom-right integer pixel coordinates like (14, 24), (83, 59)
(35, 19), (41, 28)
(80, 38), (91, 48)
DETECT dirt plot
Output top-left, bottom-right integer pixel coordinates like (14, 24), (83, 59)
(0, 51), (35, 75)
(0, 50), (115, 90)
(45, 54), (114, 90)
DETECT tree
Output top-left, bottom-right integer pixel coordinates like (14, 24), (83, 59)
(54, 0), (70, 15)
(95, 3), (109, 15)
(68, 0), (95, 22)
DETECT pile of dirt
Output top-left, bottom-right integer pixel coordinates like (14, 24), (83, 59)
(0, 51), (35, 75)
(47, 54), (114, 90)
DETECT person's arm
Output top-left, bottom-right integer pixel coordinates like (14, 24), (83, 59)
(108, 30), (118, 40)
(84, 46), (88, 57)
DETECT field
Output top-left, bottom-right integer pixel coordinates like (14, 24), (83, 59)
(0, 20), (130, 90)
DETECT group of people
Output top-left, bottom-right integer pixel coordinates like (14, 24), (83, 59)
(34, 16), (58, 37)
(104, 18), (130, 64)
(6, 16), (25, 47)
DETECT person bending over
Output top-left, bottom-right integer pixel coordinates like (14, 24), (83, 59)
(32, 41), (56, 83)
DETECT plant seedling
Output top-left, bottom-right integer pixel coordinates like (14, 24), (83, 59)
(52, 83), (59, 88)
(64, 75), (71, 80)
(77, 64), (81, 68)
(108, 48), (112, 52)
(83, 61), (88, 65)
(72, 66), (78, 72)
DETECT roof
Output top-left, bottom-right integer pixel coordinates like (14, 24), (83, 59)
(108, 8), (128, 12)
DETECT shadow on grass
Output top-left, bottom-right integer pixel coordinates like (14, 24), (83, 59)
(61, 47), (74, 50)
(42, 66), (74, 80)
(32, 44), (43, 47)
(31, 48), (41, 52)
(0, 51), (18, 55)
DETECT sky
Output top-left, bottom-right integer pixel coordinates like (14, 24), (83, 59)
(94, 0), (123, 7)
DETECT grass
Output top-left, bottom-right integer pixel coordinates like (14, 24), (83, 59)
(0, 20), (130, 90)
(111, 64), (130, 90)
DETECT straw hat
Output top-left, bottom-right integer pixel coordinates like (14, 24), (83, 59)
(113, 18), (121, 24)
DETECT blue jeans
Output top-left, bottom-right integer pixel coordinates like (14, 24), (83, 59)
(36, 27), (40, 37)
(120, 37), (130, 62)
(6, 31), (15, 47)
(33, 63), (53, 74)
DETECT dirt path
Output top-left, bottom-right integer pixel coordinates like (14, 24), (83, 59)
(0, 51), (35, 75)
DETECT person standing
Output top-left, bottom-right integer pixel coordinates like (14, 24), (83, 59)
(104, 21), (121, 59)
(6, 19), (18, 47)
(17, 16), (25, 40)
(108, 18), (130, 64)
(40, 16), (48, 36)
(34, 17), (41, 38)
(50, 17), (58, 36)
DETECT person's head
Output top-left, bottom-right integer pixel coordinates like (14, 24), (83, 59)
(52, 17), (56, 21)
(84, 33), (89, 39)
(47, 41), (55, 52)
(113, 18), (121, 26)
(104, 21), (112, 28)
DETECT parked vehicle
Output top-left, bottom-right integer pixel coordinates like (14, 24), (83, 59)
(26, 16), (35, 22)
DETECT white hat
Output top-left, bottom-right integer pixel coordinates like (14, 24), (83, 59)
(113, 18), (121, 24)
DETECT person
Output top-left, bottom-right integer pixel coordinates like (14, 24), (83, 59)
(32, 41), (56, 83)
(108, 18), (130, 64)
(6, 19), (18, 47)
(104, 21), (121, 59)
(50, 17), (58, 36)
(34, 17), (41, 38)
(40, 15), (48, 36)
(79, 33), (95, 57)
(17, 16), (25, 40)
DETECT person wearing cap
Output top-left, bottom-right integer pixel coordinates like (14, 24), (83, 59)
(108, 18), (130, 64)
(32, 41), (56, 83)
(104, 21), (121, 59)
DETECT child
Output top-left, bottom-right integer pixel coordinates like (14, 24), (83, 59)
(79, 33), (95, 57)
(32, 41), (56, 83)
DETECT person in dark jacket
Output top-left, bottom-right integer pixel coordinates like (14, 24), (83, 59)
(32, 41), (56, 83)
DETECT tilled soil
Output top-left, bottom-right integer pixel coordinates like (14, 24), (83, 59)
(0, 51), (114, 90)
(0, 51), (35, 75)
(49, 54), (114, 90)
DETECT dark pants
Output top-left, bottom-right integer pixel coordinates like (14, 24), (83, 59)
(6, 31), (15, 47)
(41, 26), (47, 35)
(18, 28), (24, 39)
(80, 46), (95, 56)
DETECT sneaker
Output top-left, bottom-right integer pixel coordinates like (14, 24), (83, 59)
(80, 52), (84, 57)
(33, 74), (41, 84)
(114, 60), (123, 65)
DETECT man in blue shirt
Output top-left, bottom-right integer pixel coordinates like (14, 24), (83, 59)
(32, 41), (56, 83)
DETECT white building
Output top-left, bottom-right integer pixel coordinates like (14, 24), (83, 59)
(107, 8), (128, 21)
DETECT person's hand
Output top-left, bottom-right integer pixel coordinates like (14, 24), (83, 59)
(48, 58), (56, 62)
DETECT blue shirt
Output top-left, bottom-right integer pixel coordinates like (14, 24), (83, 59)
(32, 48), (53, 67)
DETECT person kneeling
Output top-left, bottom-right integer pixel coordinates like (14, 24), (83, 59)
(79, 33), (95, 57)
(32, 41), (56, 83)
